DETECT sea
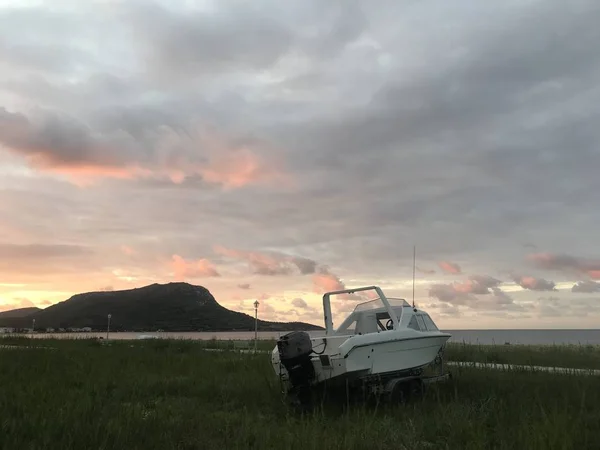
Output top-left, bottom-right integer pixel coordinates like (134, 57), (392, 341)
(26, 329), (600, 345)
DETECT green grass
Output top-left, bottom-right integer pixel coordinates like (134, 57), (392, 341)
(1, 338), (600, 449)
(446, 342), (600, 370)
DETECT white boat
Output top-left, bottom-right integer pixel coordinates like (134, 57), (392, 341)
(271, 286), (451, 403)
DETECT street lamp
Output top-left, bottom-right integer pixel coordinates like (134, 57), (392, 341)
(253, 300), (259, 352)
(32, 318), (35, 333)
(107, 314), (112, 340)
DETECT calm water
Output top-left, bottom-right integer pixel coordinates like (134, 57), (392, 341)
(26, 329), (600, 345)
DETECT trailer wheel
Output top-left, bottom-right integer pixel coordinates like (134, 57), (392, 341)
(384, 378), (423, 404)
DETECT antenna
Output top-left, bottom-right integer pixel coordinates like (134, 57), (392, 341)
(412, 245), (416, 309)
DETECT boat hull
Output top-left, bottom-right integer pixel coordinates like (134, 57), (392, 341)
(342, 333), (450, 376)
(272, 332), (451, 388)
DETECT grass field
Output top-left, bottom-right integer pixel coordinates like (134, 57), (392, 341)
(1, 337), (600, 449)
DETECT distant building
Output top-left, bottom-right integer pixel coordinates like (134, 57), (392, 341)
(0, 327), (15, 334)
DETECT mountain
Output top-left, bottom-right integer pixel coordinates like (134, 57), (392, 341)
(0, 282), (323, 332)
(0, 307), (41, 319)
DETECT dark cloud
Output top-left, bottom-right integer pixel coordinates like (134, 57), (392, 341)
(121, 0), (367, 80)
(124, 1), (293, 77)
(572, 281), (600, 293)
(528, 253), (600, 280)
(511, 274), (557, 291)
(214, 246), (317, 276)
(237, 283), (251, 290)
(0, 107), (136, 168)
(291, 298), (309, 309)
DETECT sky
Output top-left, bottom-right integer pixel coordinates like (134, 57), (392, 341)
(1, 0), (600, 329)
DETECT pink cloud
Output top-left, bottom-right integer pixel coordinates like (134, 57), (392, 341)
(311, 266), (362, 301)
(429, 275), (503, 303)
(171, 255), (220, 279)
(0, 107), (288, 189)
(237, 283), (251, 289)
(312, 266), (345, 293)
(35, 163), (152, 187)
(438, 261), (462, 274)
(0, 297), (36, 312)
(197, 147), (288, 189)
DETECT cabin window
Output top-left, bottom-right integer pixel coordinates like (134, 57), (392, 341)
(337, 319), (357, 334)
(416, 315), (426, 330)
(422, 314), (439, 331)
(407, 315), (421, 331)
(346, 321), (357, 334)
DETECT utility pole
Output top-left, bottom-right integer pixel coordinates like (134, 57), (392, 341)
(253, 300), (259, 352)
(107, 314), (112, 340)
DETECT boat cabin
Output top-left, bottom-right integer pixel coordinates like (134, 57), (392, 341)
(330, 297), (441, 336)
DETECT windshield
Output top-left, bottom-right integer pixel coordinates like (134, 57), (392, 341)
(353, 297), (409, 312)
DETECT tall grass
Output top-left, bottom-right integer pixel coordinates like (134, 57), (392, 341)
(1, 338), (599, 449)
(446, 342), (600, 369)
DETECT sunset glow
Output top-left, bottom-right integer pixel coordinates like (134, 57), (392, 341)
(1, 0), (599, 329)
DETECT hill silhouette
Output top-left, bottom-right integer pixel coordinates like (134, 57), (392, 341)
(0, 283), (323, 332)
(0, 307), (41, 320)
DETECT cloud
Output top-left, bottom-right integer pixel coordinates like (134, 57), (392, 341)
(121, 0), (368, 81)
(291, 297), (309, 309)
(237, 283), (251, 290)
(511, 274), (557, 291)
(312, 266), (345, 293)
(428, 283), (475, 304)
(429, 274), (502, 302)
(0, 107), (287, 188)
(0, 243), (91, 259)
(530, 296), (600, 319)
(0, 297), (36, 312)
(124, 1), (294, 77)
(528, 253), (600, 280)
(438, 261), (462, 274)
(572, 280), (600, 293)
(417, 266), (436, 275)
(214, 245), (316, 275)
(170, 255), (220, 279)
(428, 274), (518, 311)
(1, 0), (600, 328)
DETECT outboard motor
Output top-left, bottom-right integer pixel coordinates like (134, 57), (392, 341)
(276, 331), (315, 389)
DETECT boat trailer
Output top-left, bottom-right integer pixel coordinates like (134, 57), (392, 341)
(281, 345), (452, 411)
